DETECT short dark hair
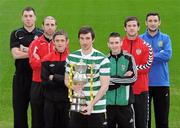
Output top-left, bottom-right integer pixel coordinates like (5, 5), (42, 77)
(124, 16), (140, 27)
(78, 26), (95, 40)
(146, 12), (160, 21)
(108, 32), (121, 38)
(22, 7), (36, 15)
(53, 30), (68, 41)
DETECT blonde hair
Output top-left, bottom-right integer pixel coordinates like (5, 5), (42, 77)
(42, 16), (57, 25)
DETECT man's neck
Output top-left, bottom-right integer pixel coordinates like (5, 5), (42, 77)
(24, 25), (35, 33)
(81, 47), (93, 55)
(111, 50), (121, 56)
(148, 29), (158, 37)
(127, 34), (137, 40)
(44, 33), (53, 40)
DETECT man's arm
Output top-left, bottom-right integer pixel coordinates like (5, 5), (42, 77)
(10, 30), (29, 59)
(137, 41), (153, 74)
(41, 61), (55, 86)
(11, 47), (29, 59)
(90, 75), (109, 106)
(28, 41), (41, 70)
(110, 54), (137, 85)
(154, 36), (172, 62)
(64, 73), (69, 88)
(82, 75), (110, 115)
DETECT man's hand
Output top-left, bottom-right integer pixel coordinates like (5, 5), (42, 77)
(20, 44), (29, 53)
(124, 71), (133, 76)
(33, 53), (40, 60)
(81, 104), (93, 115)
(49, 75), (54, 80)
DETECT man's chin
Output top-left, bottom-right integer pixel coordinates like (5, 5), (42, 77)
(148, 28), (157, 33)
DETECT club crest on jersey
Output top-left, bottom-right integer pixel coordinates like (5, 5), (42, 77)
(34, 35), (39, 40)
(121, 64), (126, 71)
(158, 41), (163, 47)
(136, 48), (141, 55)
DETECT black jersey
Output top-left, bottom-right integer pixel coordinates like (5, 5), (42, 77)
(10, 27), (43, 75)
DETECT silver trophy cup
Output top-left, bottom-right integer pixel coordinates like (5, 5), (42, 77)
(70, 61), (88, 112)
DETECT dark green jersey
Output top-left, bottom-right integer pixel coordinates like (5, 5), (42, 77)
(106, 51), (137, 106)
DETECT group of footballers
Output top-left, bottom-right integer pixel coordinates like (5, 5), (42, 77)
(10, 6), (172, 128)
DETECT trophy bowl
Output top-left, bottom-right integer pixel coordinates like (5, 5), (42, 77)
(70, 61), (88, 112)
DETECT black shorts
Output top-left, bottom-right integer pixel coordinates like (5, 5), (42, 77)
(106, 105), (135, 128)
(30, 82), (44, 128)
(68, 111), (107, 128)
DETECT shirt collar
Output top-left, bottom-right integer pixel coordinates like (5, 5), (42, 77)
(80, 48), (95, 58)
(22, 27), (37, 34)
(145, 28), (160, 38)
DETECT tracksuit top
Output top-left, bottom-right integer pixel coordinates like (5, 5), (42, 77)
(29, 35), (54, 82)
(122, 36), (153, 94)
(41, 48), (69, 102)
(106, 51), (137, 106)
(140, 29), (172, 86)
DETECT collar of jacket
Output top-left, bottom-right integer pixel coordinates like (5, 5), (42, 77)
(110, 50), (123, 59)
(124, 35), (140, 42)
(145, 28), (160, 38)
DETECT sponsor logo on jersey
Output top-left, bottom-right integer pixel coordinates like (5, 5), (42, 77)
(49, 64), (55, 67)
(19, 36), (24, 39)
(121, 64), (126, 71)
(34, 35), (39, 40)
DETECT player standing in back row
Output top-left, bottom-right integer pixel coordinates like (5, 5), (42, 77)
(122, 16), (153, 128)
(10, 7), (43, 128)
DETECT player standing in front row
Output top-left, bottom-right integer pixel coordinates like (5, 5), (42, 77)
(41, 30), (70, 128)
(65, 26), (110, 128)
(106, 32), (137, 128)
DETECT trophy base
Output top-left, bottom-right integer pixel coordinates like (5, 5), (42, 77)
(70, 95), (87, 113)
(70, 103), (87, 113)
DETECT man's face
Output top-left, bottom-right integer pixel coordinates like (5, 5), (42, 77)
(124, 20), (139, 38)
(108, 37), (121, 54)
(53, 35), (68, 53)
(22, 10), (36, 28)
(146, 15), (160, 32)
(43, 19), (57, 36)
(79, 33), (93, 51)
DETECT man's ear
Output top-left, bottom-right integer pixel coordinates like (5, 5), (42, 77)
(145, 21), (147, 26)
(42, 24), (44, 30)
(159, 20), (161, 26)
(67, 39), (69, 44)
(92, 39), (95, 44)
(107, 42), (110, 48)
(120, 41), (123, 47)
(138, 26), (140, 32)
(124, 27), (127, 32)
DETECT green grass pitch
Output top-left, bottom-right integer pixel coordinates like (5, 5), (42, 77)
(0, 0), (180, 127)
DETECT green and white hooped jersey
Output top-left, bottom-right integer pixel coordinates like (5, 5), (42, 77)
(65, 48), (110, 113)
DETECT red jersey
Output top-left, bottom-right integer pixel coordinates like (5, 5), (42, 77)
(122, 35), (153, 94)
(29, 35), (54, 82)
